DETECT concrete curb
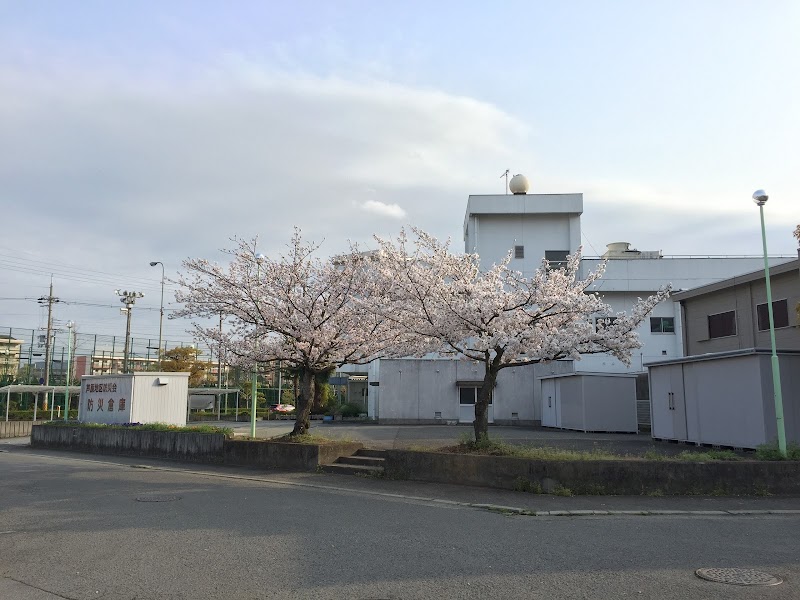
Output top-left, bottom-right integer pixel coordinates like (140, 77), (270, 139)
(5, 448), (800, 519)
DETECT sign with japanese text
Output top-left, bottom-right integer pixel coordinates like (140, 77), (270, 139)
(79, 377), (133, 424)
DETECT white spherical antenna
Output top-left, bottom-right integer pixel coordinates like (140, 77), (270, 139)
(509, 174), (530, 195)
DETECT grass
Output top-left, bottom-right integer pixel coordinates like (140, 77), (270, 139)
(270, 432), (354, 445)
(441, 434), (755, 463)
(41, 421), (234, 438)
(755, 442), (800, 461)
(675, 449), (741, 462)
(449, 434), (622, 461)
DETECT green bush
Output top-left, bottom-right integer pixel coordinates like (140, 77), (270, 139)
(3, 409), (78, 421)
(339, 403), (363, 418)
(40, 421), (234, 438)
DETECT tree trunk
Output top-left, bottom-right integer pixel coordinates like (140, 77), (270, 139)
(291, 369), (314, 436)
(312, 372), (326, 412)
(473, 367), (497, 441)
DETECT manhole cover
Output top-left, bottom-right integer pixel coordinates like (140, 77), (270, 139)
(695, 568), (782, 586)
(135, 495), (181, 503)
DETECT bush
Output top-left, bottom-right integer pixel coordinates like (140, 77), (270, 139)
(339, 403), (363, 418)
(40, 421), (234, 438)
(3, 409), (78, 421)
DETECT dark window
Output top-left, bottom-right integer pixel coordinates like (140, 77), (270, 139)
(514, 245), (524, 259)
(458, 387), (492, 405)
(756, 299), (789, 331)
(595, 316), (617, 331)
(545, 250), (569, 268)
(708, 311), (736, 339)
(650, 317), (675, 333)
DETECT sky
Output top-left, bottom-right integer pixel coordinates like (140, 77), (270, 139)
(1, 0), (798, 346)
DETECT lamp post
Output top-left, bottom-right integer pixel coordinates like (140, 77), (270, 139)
(115, 290), (145, 374)
(753, 189), (787, 458)
(251, 253), (266, 438)
(63, 321), (74, 422)
(149, 261), (165, 368)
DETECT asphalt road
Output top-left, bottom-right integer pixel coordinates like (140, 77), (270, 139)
(2, 447), (799, 599)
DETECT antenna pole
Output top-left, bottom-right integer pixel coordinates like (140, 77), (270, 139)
(500, 169), (510, 194)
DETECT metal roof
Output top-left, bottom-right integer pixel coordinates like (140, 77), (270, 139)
(672, 258), (800, 301)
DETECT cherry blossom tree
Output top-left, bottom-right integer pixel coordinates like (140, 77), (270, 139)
(175, 231), (405, 436)
(373, 228), (671, 441)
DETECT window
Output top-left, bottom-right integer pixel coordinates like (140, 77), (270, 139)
(514, 245), (524, 259)
(545, 250), (569, 268)
(458, 387), (492, 405)
(708, 310), (736, 339)
(595, 316), (617, 331)
(650, 317), (675, 334)
(756, 299), (789, 331)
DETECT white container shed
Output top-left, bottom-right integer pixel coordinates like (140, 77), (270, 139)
(539, 373), (638, 433)
(78, 373), (190, 427)
(647, 349), (800, 449)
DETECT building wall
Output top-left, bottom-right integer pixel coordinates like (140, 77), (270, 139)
(680, 270), (800, 355)
(464, 193), (582, 275)
(371, 358), (537, 425)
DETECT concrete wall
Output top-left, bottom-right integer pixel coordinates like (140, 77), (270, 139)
(463, 193), (582, 277)
(223, 440), (363, 470)
(0, 420), (33, 439)
(31, 425), (224, 462)
(383, 450), (800, 495)
(30, 425), (364, 470)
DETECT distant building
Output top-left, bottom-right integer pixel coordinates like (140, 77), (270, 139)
(0, 335), (23, 380)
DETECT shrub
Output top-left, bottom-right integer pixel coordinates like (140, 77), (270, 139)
(339, 403), (363, 418)
(40, 421), (234, 438)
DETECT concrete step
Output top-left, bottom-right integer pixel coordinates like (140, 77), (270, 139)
(336, 455), (385, 467)
(319, 463), (384, 476)
(355, 448), (387, 459)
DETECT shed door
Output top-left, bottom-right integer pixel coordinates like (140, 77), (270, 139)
(541, 379), (558, 428)
(650, 365), (687, 441)
(670, 366), (688, 441)
(649, 367), (674, 439)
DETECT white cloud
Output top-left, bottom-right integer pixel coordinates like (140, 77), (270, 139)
(358, 200), (407, 219)
(0, 54), (533, 334)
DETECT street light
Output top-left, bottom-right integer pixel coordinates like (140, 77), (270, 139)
(63, 321), (74, 422)
(251, 253), (266, 438)
(150, 261), (165, 368)
(753, 189), (787, 458)
(115, 289), (145, 374)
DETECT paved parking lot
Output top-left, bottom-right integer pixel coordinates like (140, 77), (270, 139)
(218, 420), (722, 457)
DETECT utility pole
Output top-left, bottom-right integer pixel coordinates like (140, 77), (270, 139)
(115, 290), (144, 374)
(37, 279), (60, 410)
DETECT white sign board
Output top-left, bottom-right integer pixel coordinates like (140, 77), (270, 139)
(79, 377), (133, 424)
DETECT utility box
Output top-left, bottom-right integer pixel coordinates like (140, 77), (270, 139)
(647, 349), (800, 449)
(539, 373), (638, 433)
(78, 373), (190, 426)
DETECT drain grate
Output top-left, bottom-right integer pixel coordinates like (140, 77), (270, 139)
(695, 568), (782, 586)
(135, 495), (181, 503)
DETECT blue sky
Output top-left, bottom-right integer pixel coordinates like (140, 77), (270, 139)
(1, 1), (798, 341)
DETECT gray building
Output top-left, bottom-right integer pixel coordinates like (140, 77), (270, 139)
(673, 259), (800, 355)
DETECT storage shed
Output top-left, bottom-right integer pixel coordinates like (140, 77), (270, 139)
(539, 373), (638, 433)
(647, 349), (800, 449)
(78, 373), (190, 426)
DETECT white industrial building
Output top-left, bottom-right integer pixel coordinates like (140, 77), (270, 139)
(341, 175), (793, 429)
